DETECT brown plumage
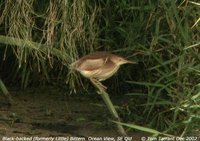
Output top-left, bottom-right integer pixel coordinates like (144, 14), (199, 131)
(71, 52), (134, 81)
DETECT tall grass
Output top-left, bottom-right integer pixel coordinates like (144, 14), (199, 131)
(120, 0), (200, 136)
(0, 0), (99, 90)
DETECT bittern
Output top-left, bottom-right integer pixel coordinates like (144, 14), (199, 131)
(71, 51), (134, 82)
(71, 51), (134, 136)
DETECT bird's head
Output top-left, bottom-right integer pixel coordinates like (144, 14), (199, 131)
(111, 55), (135, 66)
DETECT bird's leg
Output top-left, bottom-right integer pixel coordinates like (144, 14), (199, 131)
(90, 78), (107, 91)
(96, 80), (107, 91)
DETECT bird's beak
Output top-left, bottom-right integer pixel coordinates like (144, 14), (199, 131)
(123, 59), (136, 64)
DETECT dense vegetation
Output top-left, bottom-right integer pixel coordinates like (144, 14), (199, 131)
(0, 0), (199, 137)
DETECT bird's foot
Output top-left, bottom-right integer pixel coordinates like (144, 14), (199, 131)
(90, 78), (107, 91)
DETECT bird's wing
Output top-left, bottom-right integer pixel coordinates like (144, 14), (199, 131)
(78, 58), (105, 70)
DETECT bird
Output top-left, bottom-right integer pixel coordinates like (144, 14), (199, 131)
(70, 51), (135, 82)
(70, 51), (133, 135)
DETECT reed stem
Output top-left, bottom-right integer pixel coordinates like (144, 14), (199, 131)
(90, 79), (127, 136)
